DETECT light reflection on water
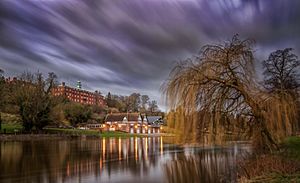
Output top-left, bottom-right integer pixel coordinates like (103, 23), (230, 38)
(0, 137), (249, 183)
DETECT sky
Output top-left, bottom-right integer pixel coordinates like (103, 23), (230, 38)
(0, 0), (300, 110)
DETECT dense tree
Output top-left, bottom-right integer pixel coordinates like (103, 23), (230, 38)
(106, 92), (114, 107)
(64, 103), (92, 126)
(163, 35), (298, 151)
(263, 48), (300, 94)
(106, 93), (127, 112)
(141, 95), (150, 112)
(128, 93), (141, 112)
(12, 72), (57, 131)
(106, 92), (160, 113)
(0, 68), (4, 130)
(148, 100), (158, 113)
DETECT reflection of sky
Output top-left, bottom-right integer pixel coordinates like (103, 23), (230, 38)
(1, 0), (300, 109)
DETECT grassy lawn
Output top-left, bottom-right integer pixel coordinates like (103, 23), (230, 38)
(244, 136), (300, 183)
(44, 128), (143, 137)
(282, 136), (300, 160)
(0, 123), (161, 138)
(0, 123), (23, 134)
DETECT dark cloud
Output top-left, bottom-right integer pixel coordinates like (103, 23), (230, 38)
(1, 0), (300, 110)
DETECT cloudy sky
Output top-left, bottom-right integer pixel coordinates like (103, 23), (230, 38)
(0, 0), (300, 110)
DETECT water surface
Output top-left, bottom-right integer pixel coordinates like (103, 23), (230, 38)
(0, 137), (249, 183)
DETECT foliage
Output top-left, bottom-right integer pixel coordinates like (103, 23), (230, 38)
(10, 72), (57, 131)
(148, 100), (159, 113)
(128, 93), (141, 112)
(49, 103), (66, 125)
(0, 68), (4, 130)
(0, 123), (23, 134)
(239, 137), (300, 182)
(106, 92), (161, 113)
(282, 136), (300, 160)
(0, 112), (21, 124)
(64, 103), (92, 126)
(45, 128), (142, 137)
(106, 92), (114, 107)
(141, 95), (150, 112)
(163, 35), (298, 150)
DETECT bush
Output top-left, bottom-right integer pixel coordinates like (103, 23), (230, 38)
(64, 103), (92, 126)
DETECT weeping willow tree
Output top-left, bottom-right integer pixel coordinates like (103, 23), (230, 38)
(163, 35), (298, 151)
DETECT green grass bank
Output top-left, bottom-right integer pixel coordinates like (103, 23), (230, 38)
(240, 136), (300, 183)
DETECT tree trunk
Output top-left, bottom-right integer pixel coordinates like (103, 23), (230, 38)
(241, 88), (279, 151)
(0, 112), (2, 131)
(259, 119), (279, 152)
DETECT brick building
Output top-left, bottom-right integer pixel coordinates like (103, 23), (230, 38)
(104, 113), (162, 134)
(4, 77), (18, 83)
(52, 82), (106, 107)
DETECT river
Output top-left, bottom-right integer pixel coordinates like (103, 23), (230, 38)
(0, 137), (249, 183)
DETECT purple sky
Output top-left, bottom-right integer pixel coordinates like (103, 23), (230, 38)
(0, 0), (300, 110)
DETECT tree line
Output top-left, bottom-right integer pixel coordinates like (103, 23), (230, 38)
(106, 92), (161, 114)
(0, 71), (162, 132)
(164, 35), (300, 151)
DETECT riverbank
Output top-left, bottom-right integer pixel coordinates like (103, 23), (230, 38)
(0, 132), (174, 141)
(0, 124), (174, 141)
(239, 136), (300, 182)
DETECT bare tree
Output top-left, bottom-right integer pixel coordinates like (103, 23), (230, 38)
(263, 48), (300, 94)
(163, 35), (298, 151)
(262, 48), (300, 136)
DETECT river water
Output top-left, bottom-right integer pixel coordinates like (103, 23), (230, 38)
(0, 137), (249, 183)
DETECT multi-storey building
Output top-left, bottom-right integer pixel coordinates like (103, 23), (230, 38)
(52, 82), (106, 107)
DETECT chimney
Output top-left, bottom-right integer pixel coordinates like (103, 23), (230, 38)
(62, 82), (65, 86)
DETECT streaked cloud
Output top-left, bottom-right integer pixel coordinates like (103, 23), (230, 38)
(0, 0), (299, 110)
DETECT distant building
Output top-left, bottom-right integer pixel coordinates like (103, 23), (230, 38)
(146, 116), (164, 125)
(52, 82), (106, 107)
(4, 77), (18, 84)
(104, 113), (162, 134)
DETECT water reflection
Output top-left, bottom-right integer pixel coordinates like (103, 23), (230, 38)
(0, 138), (248, 183)
(164, 147), (244, 183)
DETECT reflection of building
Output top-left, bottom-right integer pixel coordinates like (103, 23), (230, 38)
(64, 137), (165, 182)
(104, 113), (162, 134)
(52, 82), (106, 107)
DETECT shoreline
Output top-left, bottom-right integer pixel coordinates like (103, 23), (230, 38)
(0, 132), (175, 141)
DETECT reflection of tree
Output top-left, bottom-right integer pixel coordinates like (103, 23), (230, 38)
(0, 138), (248, 183)
(0, 140), (70, 183)
(0, 137), (178, 182)
(164, 147), (245, 183)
